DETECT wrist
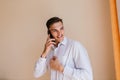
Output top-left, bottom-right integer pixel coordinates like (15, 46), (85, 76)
(41, 52), (47, 58)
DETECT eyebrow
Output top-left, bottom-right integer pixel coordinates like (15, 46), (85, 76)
(50, 26), (64, 30)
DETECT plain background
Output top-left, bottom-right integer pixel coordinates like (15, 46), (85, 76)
(0, 0), (116, 80)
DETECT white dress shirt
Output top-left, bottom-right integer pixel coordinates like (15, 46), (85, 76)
(34, 37), (93, 80)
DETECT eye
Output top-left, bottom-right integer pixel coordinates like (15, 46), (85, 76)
(51, 29), (57, 32)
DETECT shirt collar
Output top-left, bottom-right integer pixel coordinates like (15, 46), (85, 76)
(52, 37), (67, 49)
(60, 36), (67, 46)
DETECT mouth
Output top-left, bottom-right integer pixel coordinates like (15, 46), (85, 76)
(57, 35), (63, 38)
(55, 35), (64, 43)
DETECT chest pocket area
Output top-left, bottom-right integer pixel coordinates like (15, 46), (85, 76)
(62, 50), (75, 68)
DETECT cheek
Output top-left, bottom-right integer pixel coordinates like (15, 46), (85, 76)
(52, 33), (57, 37)
(61, 30), (64, 34)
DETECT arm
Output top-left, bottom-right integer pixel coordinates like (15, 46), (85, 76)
(34, 57), (47, 78)
(34, 35), (56, 78)
(63, 42), (93, 80)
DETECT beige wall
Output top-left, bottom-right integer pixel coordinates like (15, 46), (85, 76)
(0, 0), (115, 80)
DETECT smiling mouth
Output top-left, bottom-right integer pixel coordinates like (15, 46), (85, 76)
(57, 35), (63, 38)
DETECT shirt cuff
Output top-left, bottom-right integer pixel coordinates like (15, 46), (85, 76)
(38, 57), (46, 62)
(63, 66), (73, 77)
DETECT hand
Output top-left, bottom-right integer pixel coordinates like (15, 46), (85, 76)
(41, 35), (56, 58)
(50, 56), (64, 72)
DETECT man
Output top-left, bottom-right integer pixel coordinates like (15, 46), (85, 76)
(34, 17), (93, 80)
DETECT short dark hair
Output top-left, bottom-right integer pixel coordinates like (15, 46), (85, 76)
(46, 17), (63, 29)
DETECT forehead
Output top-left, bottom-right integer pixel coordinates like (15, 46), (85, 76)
(49, 21), (63, 29)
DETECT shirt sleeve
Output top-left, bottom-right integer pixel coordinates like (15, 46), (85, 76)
(63, 41), (93, 80)
(34, 57), (47, 78)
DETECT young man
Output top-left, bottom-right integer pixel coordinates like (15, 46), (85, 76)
(34, 17), (93, 80)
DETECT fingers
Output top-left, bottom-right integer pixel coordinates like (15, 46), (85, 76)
(47, 39), (55, 44)
(49, 56), (61, 71)
(43, 35), (56, 55)
(46, 41), (55, 48)
(45, 36), (56, 48)
(50, 57), (56, 67)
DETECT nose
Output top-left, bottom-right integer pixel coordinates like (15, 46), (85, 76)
(57, 31), (62, 37)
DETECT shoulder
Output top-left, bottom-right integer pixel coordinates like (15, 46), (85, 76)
(66, 37), (84, 47)
(66, 38), (87, 52)
(66, 38), (88, 58)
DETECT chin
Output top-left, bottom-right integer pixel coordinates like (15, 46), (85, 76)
(55, 35), (64, 43)
(58, 36), (64, 42)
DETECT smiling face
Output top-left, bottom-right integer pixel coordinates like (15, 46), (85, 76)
(49, 21), (64, 44)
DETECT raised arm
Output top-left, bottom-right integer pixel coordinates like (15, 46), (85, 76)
(34, 35), (56, 78)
